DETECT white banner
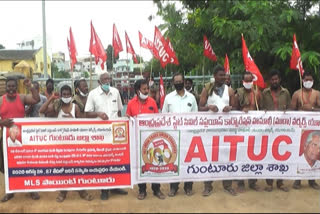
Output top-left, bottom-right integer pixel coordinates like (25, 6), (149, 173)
(133, 111), (320, 184)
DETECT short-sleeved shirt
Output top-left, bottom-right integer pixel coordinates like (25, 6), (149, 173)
(126, 96), (158, 117)
(162, 89), (198, 113)
(261, 87), (291, 110)
(85, 86), (123, 119)
(28, 94), (47, 117)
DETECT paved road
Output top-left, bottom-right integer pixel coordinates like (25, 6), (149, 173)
(0, 178), (319, 213)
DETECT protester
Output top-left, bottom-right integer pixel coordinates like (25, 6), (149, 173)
(85, 72), (128, 200)
(73, 78), (89, 116)
(198, 65), (237, 196)
(290, 71), (320, 190)
(225, 73), (231, 87)
(25, 81), (47, 117)
(261, 69), (291, 192)
(44, 78), (55, 99)
(162, 72), (198, 197)
(126, 79), (165, 200)
(0, 77), (40, 202)
(185, 78), (199, 105)
(234, 71), (262, 193)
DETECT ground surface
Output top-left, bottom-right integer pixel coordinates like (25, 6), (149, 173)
(0, 178), (319, 213)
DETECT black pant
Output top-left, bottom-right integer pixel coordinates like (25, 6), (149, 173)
(266, 179), (284, 186)
(170, 182), (193, 192)
(204, 180), (232, 189)
(238, 179), (257, 187)
(294, 180), (317, 185)
(138, 183), (160, 193)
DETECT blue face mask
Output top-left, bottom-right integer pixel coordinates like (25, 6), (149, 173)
(101, 83), (110, 92)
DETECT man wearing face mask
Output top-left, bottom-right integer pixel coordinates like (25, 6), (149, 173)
(234, 71), (262, 193)
(73, 78), (89, 115)
(261, 69), (291, 192)
(185, 78), (199, 106)
(84, 72), (128, 200)
(290, 71), (320, 190)
(126, 79), (165, 200)
(39, 85), (81, 118)
(162, 72), (198, 197)
(198, 65), (237, 197)
(0, 77), (40, 202)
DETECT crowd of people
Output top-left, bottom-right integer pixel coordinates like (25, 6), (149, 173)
(0, 65), (319, 203)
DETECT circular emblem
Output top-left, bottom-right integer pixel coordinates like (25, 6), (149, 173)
(142, 132), (177, 166)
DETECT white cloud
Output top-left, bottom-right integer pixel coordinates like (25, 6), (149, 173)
(0, 1), (163, 61)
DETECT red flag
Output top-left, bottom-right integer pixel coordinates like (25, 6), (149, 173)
(139, 31), (153, 50)
(166, 38), (179, 65)
(290, 34), (304, 76)
(67, 27), (77, 71)
(203, 35), (217, 62)
(125, 32), (138, 64)
(153, 26), (171, 68)
(241, 34), (265, 89)
(113, 24), (123, 58)
(89, 22), (107, 70)
(159, 74), (165, 110)
(224, 53), (230, 74)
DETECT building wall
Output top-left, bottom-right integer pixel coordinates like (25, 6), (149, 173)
(34, 48), (52, 77)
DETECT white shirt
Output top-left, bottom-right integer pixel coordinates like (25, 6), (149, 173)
(207, 84), (229, 112)
(85, 86), (123, 119)
(297, 154), (320, 175)
(7, 137), (22, 147)
(58, 103), (76, 118)
(162, 89), (198, 113)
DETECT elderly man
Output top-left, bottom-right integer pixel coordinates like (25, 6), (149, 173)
(162, 72), (198, 197)
(85, 72), (128, 200)
(0, 77), (40, 202)
(7, 125), (22, 147)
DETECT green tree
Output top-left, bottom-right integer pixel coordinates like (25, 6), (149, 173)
(0, 44), (5, 49)
(52, 63), (70, 78)
(152, 0), (320, 93)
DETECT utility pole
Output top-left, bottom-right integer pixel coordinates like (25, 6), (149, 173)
(42, 0), (48, 78)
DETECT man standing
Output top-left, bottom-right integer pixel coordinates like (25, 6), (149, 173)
(198, 65), (237, 196)
(85, 72), (128, 200)
(235, 71), (262, 193)
(290, 71), (320, 190)
(261, 69), (291, 192)
(0, 77), (40, 202)
(44, 78), (55, 99)
(126, 79), (165, 200)
(73, 78), (89, 116)
(185, 78), (199, 105)
(162, 72), (198, 197)
(25, 81), (47, 117)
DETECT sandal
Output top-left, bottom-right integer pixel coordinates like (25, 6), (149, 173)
(224, 188), (237, 196)
(236, 185), (245, 193)
(30, 192), (40, 200)
(264, 185), (273, 192)
(277, 185), (289, 192)
(56, 191), (67, 203)
(1, 193), (14, 203)
(79, 190), (94, 201)
(249, 184), (262, 192)
(137, 191), (146, 200)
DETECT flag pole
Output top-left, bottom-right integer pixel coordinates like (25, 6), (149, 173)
(298, 65), (304, 106)
(150, 58), (153, 81)
(89, 54), (93, 90)
(202, 57), (205, 86)
(126, 52), (130, 102)
(254, 84), (259, 110)
(139, 47), (142, 77)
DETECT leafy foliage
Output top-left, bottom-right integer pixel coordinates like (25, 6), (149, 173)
(151, 0), (320, 93)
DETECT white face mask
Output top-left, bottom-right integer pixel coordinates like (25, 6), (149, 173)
(61, 97), (72, 104)
(79, 90), (88, 97)
(139, 91), (148, 100)
(210, 77), (215, 83)
(243, 81), (253, 89)
(303, 80), (313, 89)
(186, 87), (192, 92)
